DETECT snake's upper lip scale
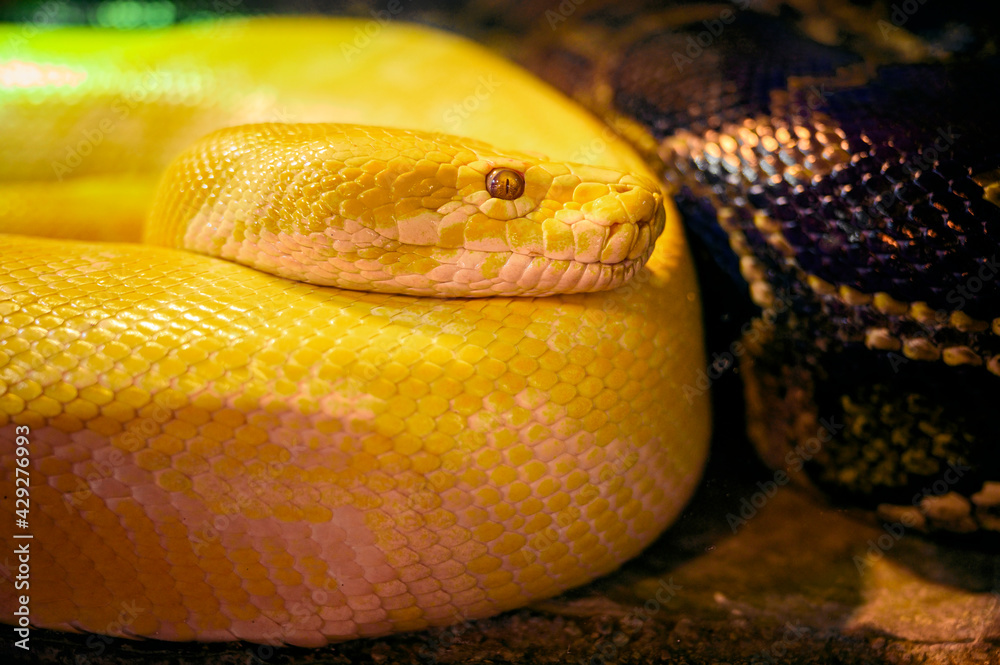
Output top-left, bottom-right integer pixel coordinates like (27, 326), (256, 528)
(543, 182), (661, 265)
(533, 215), (654, 266)
(595, 186), (661, 265)
(597, 218), (653, 264)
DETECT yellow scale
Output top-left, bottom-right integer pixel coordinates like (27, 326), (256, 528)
(0, 17), (709, 645)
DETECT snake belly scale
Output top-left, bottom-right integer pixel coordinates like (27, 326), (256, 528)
(0, 18), (709, 644)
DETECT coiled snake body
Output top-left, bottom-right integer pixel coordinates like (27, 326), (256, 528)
(511, 2), (1000, 536)
(0, 19), (709, 644)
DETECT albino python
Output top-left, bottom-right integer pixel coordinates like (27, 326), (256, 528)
(0, 18), (710, 645)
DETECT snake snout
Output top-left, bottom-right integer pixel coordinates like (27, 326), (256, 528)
(575, 181), (663, 266)
(581, 186), (657, 227)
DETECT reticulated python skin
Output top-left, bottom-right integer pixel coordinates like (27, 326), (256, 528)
(0, 18), (710, 645)
(509, 0), (1000, 536)
(0, 230), (704, 645)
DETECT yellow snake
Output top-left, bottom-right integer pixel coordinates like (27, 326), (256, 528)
(0, 18), (709, 645)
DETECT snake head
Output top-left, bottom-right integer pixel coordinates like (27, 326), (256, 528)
(146, 123), (665, 297)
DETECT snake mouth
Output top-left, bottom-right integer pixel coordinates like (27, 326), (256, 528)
(596, 217), (656, 264)
(547, 185), (664, 266)
(489, 188), (664, 295)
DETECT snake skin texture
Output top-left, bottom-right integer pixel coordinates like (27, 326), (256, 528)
(0, 17), (710, 644)
(0, 229), (704, 645)
(147, 123), (663, 297)
(510, 0), (1000, 537)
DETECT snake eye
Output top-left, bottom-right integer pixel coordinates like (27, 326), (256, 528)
(486, 168), (524, 200)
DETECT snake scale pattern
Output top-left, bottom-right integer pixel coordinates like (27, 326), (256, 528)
(0, 15), (709, 645)
(1, 0), (998, 650)
(507, 0), (1000, 538)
